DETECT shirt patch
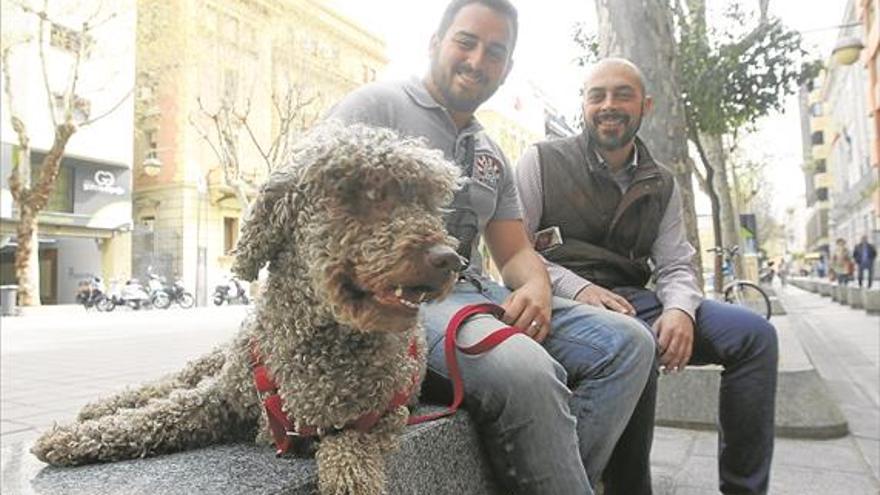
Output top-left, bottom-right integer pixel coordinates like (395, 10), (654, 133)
(473, 153), (502, 188)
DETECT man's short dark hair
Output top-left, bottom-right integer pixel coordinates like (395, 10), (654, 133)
(436, 0), (519, 53)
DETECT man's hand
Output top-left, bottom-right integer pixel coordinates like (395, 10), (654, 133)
(653, 309), (694, 372)
(501, 280), (553, 343)
(575, 284), (636, 316)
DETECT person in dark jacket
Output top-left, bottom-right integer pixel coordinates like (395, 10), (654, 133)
(853, 235), (877, 288)
(515, 58), (779, 495)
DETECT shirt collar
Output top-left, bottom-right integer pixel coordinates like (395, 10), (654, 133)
(593, 145), (639, 175)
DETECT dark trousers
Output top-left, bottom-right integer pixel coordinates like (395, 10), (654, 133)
(602, 288), (779, 495)
(857, 264), (874, 288)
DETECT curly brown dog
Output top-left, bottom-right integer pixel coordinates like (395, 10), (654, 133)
(31, 123), (464, 495)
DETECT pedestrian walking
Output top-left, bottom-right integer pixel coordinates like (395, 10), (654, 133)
(852, 235), (877, 288)
(831, 238), (854, 286)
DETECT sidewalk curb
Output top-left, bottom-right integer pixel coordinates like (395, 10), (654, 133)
(655, 295), (849, 439)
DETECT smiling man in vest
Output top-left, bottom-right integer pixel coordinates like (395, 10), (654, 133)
(515, 58), (779, 495)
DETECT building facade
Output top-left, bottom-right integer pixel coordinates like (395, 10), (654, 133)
(799, 74), (833, 261)
(826, 1), (878, 252)
(132, 0), (387, 305)
(859, 0), (880, 227)
(0, 0), (136, 304)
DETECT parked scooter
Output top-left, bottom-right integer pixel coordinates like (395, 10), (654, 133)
(213, 276), (249, 305)
(75, 276), (108, 310)
(146, 271), (171, 309)
(101, 279), (154, 311)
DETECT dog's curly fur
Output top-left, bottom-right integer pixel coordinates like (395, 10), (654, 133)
(31, 123), (462, 495)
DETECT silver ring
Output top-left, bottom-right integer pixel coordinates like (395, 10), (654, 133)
(530, 320), (539, 328)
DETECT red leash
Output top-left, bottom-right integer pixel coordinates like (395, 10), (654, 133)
(408, 303), (521, 424)
(251, 303), (519, 454)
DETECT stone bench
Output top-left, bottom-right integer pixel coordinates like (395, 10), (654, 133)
(1, 407), (500, 495)
(847, 286), (864, 309)
(865, 289), (880, 314)
(656, 312), (847, 439)
(817, 281), (833, 297)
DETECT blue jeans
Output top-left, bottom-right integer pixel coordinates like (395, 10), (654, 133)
(419, 277), (655, 495)
(603, 288), (778, 495)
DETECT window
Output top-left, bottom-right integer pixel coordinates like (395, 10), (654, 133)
(814, 159), (826, 173)
(811, 131), (824, 145)
(224, 217), (239, 254)
(141, 216), (155, 231)
(816, 187), (829, 201)
(809, 103), (822, 117)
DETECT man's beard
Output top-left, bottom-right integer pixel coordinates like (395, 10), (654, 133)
(586, 109), (643, 151)
(430, 58), (497, 113)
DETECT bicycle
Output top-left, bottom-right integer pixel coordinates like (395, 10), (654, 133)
(707, 245), (772, 320)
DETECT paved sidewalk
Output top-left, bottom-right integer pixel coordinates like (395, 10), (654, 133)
(649, 284), (879, 494)
(1, 292), (879, 494)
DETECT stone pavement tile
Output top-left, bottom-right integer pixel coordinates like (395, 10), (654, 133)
(1, 427), (39, 446)
(853, 437), (880, 481)
(651, 426), (700, 465)
(1, 420), (33, 436)
(8, 408), (80, 429)
(839, 403), (880, 440)
(693, 432), (871, 474)
(1, 401), (48, 422)
(663, 454), (721, 491)
(769, 463), (880, 495)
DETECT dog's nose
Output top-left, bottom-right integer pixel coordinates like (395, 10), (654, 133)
(427, 245), (466, 272)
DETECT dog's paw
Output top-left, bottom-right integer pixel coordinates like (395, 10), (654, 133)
(316, 430), (385, 495)
(31, 424), (100, 466)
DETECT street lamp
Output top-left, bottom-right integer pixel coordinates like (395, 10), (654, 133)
(142, 150), (162, 176)
(831, 36), (864, 66)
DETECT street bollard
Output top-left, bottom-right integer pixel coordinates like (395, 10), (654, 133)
(0, 285), (19, 317)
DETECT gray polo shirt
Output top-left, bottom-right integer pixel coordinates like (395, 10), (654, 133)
(324, 77), (522, 274)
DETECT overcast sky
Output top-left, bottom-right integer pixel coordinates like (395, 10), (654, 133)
(327, 0), (851, 217)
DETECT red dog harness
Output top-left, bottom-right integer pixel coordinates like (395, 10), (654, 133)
(250, 303), (520, 456)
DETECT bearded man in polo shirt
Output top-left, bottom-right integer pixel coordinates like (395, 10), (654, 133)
(515, 58), (779, 495)
(323, 3), (656, 494)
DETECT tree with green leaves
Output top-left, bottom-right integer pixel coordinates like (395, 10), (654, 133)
(676, 0), (819, 290)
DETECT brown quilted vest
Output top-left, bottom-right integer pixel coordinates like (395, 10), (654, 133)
(535, 132), (674, 289)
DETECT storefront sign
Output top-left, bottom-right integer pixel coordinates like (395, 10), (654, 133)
(83, 170), (125, 195)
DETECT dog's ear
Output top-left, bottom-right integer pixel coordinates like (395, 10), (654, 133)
(231, 176), (300, 281)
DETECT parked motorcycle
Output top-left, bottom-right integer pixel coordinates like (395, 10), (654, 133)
(155, 277), (195, 309)
(213, 276), (249, 305)
(101, 279), (154, 311)
(75, 277), (108, 310)
(146, 272), (171, 309)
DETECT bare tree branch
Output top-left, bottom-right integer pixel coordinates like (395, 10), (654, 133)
(80, 86), (133, 127)
(35, 0), (58, 127)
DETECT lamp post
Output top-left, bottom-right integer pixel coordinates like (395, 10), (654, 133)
(141, 151), (162, 177)
(831, 36), (864, 66)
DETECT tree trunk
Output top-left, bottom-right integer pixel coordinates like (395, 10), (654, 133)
(691, 131), (724, 293)
(10, 123), (75, 306)
(701, 132), (746, 279)
(13, 208), (40, 306)
(595, 0), (704, 286)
